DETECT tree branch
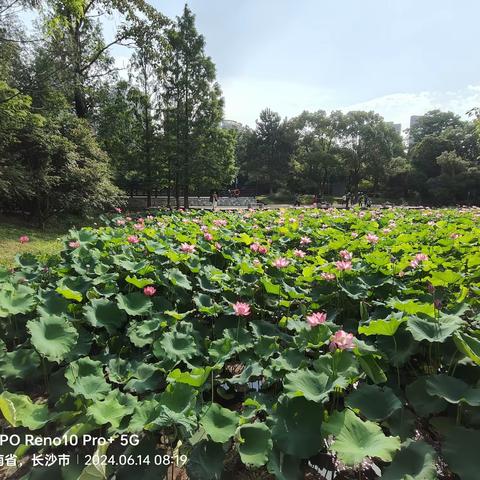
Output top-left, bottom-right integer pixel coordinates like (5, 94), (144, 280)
(80, 36), (127, 73)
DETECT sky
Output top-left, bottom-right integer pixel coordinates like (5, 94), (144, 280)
(141, 0), (480, 131)
(23, 0), (480, 130)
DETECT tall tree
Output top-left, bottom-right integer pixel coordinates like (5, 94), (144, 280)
(161, 5), (228, 208)
(39, 0), (167, 117)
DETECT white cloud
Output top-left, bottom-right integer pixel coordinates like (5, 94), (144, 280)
(342, 86), (480, 131)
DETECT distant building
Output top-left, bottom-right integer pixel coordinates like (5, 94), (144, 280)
(409, 115), (424, 146)
(220, 119), (243, 131)
(387, 122), (402, 135)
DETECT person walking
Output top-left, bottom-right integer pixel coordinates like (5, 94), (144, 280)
(210, 190), (218, 211)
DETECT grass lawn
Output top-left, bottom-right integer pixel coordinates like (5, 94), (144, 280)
(0, 218), (65, 267)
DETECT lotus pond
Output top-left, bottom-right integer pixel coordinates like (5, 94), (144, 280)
(1, 207), (480, 479)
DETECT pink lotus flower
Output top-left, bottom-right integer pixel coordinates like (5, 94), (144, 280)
(180, 243), (196, 253)
(69, 241), (81, 248)
(213, 219), (227, 227)
(410, 259), (419, 268)
(143, 286), (156, 296)
(19, 235), (30, 244)
(214, 242), (222, 250)
(335, 261), (352, 271)
(116, 219), (126, 226)
(415, 253), (429, 262)
(321, 272), (336, 281)
(203, 232), (213, 241)
(250, 242), (260, 252)
(127, 235), (140, 244)
(258, 245), (268, 254)
(133, 223), (145, 231)
(146, 215), (154, 221)
(434, 298), (442, 310)
(233, 301), (251, 316)
(137, 217), (145, 224)
(339, 250), (352, 261)
(252, 259), (261, 267)
(300, 236), (311, 245)
(450, 233), (460, 239)
(307, 311), (327, 326)
(115, 207), (122, 213)
(200, 225), (209, 232)
(126, 216), (132, 221)
(351, 232), (359, 238)
(366, 233), (379, 244)
(329, 330), (355, 351)
(293, 249), (306, 258)
(273, 257), (290, 268)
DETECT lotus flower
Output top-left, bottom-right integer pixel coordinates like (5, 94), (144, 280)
(300, 236), (311, 245)
(258, 245), (268, 254)
(127, 235), (140, 244)
(415, 253), (428, 262)
(366, 233), (379, 244)
(69, 241), (80, 248)
(329, 330), (355, 351)
(233, 301), (251, 316)
(116, 219), (126, 226)
(335, 260), (352, 271)
(250, 242), (260, 252)
(339, 250), (352, 261)
(143, 286), (156, 296)
(180, 243), (196, 253)
(273, 257), (290, 268)
(115, 207), (122, 213)
(321, 272), (336, 281)
(307, 311), (327, 326)
(204, 233), (213, 241)
(19, 235), (30, 244)
(293, 249), (306, 258)
(133, 223), (144, 231)
(214, 242), (222, 250)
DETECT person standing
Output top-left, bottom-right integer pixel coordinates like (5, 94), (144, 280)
(210, 190), (218, 211)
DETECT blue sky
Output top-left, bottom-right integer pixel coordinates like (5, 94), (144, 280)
(144, 0), (479, 130)
(24, 0), (480, 129)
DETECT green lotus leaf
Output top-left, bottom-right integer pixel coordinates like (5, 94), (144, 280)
(55, 286), (83, 303)
(200, 403), (240, 443)
(154, 331), (197, 363)
(187, 440), (224, 480)
(271, 396), (323, 458)
(270, 349), (305, 372)
(376, 327), (418, 366)
(284, 370), (334, 402)
(0, 348), (41, 380)
(27, 315), (79, 362)
(425, 374), (480, 406)
(358, 314), (406, 336)
(159, 382), (197, 414)
(125, 275), (154, 288)
(382, 439), (437, 480)
(407, 315), (463, 343)
(346, 384), (402, 421)
(116, 292), (152, 316)
(0, 283), (36, 317)
(37, 290), (69, 317)
(266, 448), (302, 480)
(87, 389), (137, 429)
(0, 391), (49, 430)
(125, 363), (163, 394)
(165, 268), (192, 290)
(390, 299), (435, 317)
(128, 399), (161, 432)
(65, 357), (110, 400)
(443, 426), (480, 480)
(453, 332), (480, 365)
(237, 423), (273, 467)
(168, 367), (212, 387)
(358, 355), (387, 384)
(84, 298), (127, 333)
(428, 269), (463, 287)
(322, 409), (400, 466)
(406, 377), (447, 417)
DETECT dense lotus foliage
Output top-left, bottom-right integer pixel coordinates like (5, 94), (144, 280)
(1, 207), (480, 479)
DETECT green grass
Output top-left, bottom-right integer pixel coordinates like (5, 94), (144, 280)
(0, 218), (66, 267)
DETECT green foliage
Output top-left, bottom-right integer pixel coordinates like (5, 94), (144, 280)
(0, 207), (478, 478)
